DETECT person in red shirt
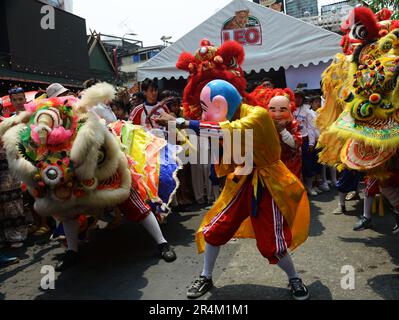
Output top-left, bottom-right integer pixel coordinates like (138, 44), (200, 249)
(129, 79), (169, 129)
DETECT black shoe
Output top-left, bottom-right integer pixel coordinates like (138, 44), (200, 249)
(353, 216), (372, 231)
(187, 276), (214, 299)
(55, 250), (78, 272)
(158, 243), (177, 263)
(288, 278), (309, 301)
(0, 254), (19, 269)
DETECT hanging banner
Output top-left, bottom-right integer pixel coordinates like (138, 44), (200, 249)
(221, 9), (262, 45)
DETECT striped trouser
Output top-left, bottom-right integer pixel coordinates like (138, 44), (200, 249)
(203, 177), (292, 264)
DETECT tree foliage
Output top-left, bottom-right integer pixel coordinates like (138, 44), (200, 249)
(366, 0), (399, 19)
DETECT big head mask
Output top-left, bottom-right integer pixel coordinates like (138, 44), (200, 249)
(200, 80), (242, 122)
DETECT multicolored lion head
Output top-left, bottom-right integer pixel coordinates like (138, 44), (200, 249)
(318, 7), (399, 173)
(0, 84), (131, 218)
(177, 39), (250, 119)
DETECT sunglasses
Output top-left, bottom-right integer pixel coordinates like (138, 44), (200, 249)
(8, 87), (25, 95)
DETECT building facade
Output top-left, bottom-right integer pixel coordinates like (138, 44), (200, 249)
(253, 0), (318, 18)
(120, 46), (163, 74)
(0, 0), (115, 94)
(285, 0), (318, 18)
(301, 0), (356, 34)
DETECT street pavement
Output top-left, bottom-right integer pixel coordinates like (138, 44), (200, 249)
(1, 190), (399, 300)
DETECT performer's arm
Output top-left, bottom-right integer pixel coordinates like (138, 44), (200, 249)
(187, 120), (224, 138)
(280, 129), (296, 149)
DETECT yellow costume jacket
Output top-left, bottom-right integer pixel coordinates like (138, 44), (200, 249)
(195, 104), (310, 253)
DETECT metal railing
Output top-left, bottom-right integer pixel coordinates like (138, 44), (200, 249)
(321, 0), (354, 15)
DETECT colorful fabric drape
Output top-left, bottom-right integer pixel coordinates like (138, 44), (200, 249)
(110, 121), (181, 209)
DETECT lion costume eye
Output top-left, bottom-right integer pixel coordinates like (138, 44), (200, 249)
(228, 57), (238, 68)
(352, 100), (373, 120)
(97, 148), (106, 165)
(352, 23), (367, 40)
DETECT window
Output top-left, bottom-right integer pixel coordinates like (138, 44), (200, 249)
(132, 55), (140, 63)
(148, 50), (160, 59)
(140, 53), (147, 61)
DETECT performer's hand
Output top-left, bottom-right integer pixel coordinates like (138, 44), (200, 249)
(156, 113), (177, 127)
(274, 120), (287, 132)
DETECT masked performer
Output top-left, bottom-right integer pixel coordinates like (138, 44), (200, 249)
(249, 87), (302, 178)
(158, 80), (310, 300)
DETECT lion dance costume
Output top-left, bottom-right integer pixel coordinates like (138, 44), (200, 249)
(0, 83), (181, 269)
(317, 7), (399, 219)
(177, 39), (257, 120)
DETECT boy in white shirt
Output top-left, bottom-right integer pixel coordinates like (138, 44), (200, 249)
(293, 90), (318, 196)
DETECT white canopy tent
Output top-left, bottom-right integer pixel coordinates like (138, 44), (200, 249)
(137, 0), (341, 90)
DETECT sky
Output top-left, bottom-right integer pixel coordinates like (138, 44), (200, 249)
(73, 0), (339, 47)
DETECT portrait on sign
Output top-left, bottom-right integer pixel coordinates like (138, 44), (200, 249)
(221, 10), (262, 46)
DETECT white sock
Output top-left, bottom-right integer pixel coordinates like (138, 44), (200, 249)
(364, 196), (373, 220)
(339, 192), (346, 207)
(201, 243), (221, 280)
(63, 218), (80, 252)
(277, 254), (299, 280)
(140, 212), (167, 245)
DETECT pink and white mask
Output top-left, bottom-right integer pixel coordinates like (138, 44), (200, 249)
(200, 86), (228, 122)
(200, 80), (242, 122)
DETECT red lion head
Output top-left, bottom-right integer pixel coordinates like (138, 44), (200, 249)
(340, 7), (393, 55)
(177, 39), (251, 119)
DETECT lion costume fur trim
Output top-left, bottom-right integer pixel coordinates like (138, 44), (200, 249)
(76, 82), (116, 113)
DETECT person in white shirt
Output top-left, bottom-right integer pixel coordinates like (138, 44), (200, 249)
(293, 90), (318, 196)
(311, 95), (338, 193)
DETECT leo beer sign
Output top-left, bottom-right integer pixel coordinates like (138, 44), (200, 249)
(221, 9), (262, 46)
